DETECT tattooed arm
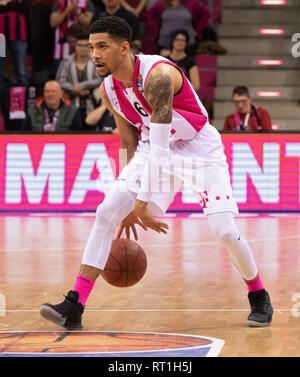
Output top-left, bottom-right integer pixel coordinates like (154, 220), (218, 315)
(134, 63), (182, 233)
(144, 63), (182, 124)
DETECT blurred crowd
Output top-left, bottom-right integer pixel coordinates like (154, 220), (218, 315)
(0, 0), (272, 133)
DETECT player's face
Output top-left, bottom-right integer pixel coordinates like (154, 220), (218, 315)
(88, 33), (128, 78)
(233, 94), (251, 114)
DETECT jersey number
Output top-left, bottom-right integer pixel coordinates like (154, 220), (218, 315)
(134, 102), (149, 117)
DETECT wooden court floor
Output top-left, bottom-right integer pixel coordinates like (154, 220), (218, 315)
(0, 211), (300, 357)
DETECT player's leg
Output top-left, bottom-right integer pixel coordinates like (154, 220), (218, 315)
(175, 124), (273, 326)
(40, 186), (136, 329)
(206, 211), (273, 327)
(207, 211), (258, 281)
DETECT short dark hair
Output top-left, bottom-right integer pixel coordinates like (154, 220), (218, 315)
(89, 16), (132, 43)
(170, 29), (190, 47)
(232, 86), (250, 97)
(76, 34), (90, 42)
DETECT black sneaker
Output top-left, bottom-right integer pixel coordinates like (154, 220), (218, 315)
(246, 289), (273, 327)
(40, 290), (84, 330)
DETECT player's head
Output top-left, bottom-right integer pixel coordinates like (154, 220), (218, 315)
(232, 86), (252, 114)
(88, 16), (133, 77)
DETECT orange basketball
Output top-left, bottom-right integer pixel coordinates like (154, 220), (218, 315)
(102, 238), (147, 287)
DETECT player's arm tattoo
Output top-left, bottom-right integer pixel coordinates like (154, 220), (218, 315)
(144, 71), (173, 123)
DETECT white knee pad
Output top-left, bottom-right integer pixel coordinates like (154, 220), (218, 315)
(207, 211), (257, 280)
(207, 212), (239, 245)
(82, 189), (136, 270)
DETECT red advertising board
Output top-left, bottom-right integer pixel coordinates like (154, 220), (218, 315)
(1, 133), (300, 212)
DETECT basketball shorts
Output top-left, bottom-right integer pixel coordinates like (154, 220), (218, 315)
(112, 122), (239, 217)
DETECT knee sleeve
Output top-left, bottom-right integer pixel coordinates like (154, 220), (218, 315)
(82, 189), (136, 270)
(207, 212), (239, 245)
(207, 212), (258, 280)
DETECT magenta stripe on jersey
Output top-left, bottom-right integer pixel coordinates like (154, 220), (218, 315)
(174, 75), (208, 131)
(111, 77), (144, 127)
(133, 57), (152, 114)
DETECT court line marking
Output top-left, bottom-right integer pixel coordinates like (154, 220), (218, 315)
(0, 308), (291, 312)
(0, 234), (299, 252)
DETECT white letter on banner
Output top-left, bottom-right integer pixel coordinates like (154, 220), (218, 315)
(5, 144), (65, 204)
(68, 144), (115, 203)
(232, 143), (280, 203)
(285, 143), (300, 202)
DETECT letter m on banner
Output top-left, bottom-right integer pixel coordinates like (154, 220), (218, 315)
(5, 144), (65, 204)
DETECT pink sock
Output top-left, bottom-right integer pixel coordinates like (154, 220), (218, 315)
(73, 275), (95, 306)
(244, 273), (264, 292)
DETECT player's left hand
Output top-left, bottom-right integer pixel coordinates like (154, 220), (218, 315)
(134, 200), (169, 235)
(117, 210), (147, 241)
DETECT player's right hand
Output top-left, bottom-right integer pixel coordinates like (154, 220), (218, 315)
(117, 210), (148, 241)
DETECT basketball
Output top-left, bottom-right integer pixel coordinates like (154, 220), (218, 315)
(102, 238), (147, 287)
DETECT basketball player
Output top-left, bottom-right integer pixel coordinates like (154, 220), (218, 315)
(40, 16), (273, 329)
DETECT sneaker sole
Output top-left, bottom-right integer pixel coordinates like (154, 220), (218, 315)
(246, 319), (272, 327)
(40, 305), (82, 330)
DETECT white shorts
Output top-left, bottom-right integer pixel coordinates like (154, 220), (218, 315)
(114, 123), (239, 217)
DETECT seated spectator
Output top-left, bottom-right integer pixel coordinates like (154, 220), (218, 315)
(223, 86), (272, 131)
(50, 0), (94, 72)
(92, 0), (141, 52)
(147, 0), (211, 56)
(56, 34), (102, 125)
(85, 103), (118, 134)
(24, 80), (82, 131)
(0, 0), (29, 89)
(165, 29), (200, 92)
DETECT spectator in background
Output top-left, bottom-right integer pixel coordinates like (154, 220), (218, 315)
(85, 102), (118, 133)
(0, 0), (29, 89)
(147, 0), (211, 56)
(92, 0), (141, 52)
(65, 22), (90, 55)
(56, 34), (102, 125)
(24, 80), (82, 131)
(120, 0), (147, 38)
(50, 0), (94, 72)
(120, 0), (146, 18)
(223, 86), (272, 131)
(29, 0), (54, 87)
(165, 29), (200, 92)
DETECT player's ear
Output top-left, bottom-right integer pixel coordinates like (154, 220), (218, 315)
(120, 41), (131, 55)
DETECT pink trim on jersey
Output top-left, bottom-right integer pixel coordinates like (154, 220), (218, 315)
(133, 57), (152, 114)
(103, 77), (109, 99)
(174, 75), (207, 131)
(112, 77), (144, 127)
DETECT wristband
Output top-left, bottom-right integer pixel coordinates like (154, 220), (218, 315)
(137, 123), (172, 202)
